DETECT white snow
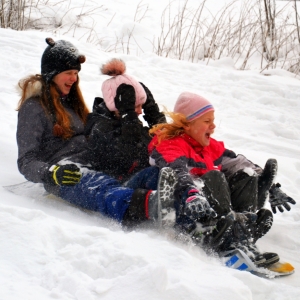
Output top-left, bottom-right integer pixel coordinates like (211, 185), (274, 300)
(0, 1), (300, 299)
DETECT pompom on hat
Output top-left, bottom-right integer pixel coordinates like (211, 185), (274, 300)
(41, 37), (86, 83)
(101, 58), (146, 111)
(174, 92), (214, 121)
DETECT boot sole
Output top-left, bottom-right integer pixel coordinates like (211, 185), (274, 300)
(257, 158), (278, 209)
(157, 167), (177, 226)
(263, 159), (278, 186)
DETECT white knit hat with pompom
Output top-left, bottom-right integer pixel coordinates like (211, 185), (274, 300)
(101, 59), (146, 111)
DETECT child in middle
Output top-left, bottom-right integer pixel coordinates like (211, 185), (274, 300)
(85, 58), (166, 183)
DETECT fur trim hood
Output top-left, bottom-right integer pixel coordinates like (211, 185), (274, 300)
(17, 76), (42, 100)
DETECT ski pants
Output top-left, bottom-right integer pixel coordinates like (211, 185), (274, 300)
(227, 170), (259, 212)
(124, 166), (160, 190)
(57, 171), (134, 222)
(126, 167), (259, 215)
(201, 169), (259, 215)
(175, 170), (258, 232)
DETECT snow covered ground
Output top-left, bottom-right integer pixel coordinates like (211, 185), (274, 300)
(0, 0), (300, 299)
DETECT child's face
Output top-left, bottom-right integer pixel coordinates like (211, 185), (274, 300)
(184, 111), (215, 146)
(114, 104), (143, 118)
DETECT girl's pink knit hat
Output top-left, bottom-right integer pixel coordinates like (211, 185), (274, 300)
(174, 92), (214, 121)
(101, 58), (146, 111)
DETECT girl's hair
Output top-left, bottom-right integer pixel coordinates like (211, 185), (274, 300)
(17, 74), (89, 139)
(149, 111), (190, 144)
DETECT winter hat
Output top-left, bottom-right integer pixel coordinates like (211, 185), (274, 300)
(101, 58), (147, 111)
(174, 92), (214, 121)
(41, 37), (86, 83)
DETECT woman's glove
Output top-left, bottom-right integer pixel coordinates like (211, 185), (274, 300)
(140, 82), (166, 127)
(114, 83), (137, 122)
(184, 188), (217, 220)
(45, 164), (82, 186)
(269, 183), (296, 213)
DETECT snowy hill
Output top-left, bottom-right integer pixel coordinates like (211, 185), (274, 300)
(0, 0), (300, 299)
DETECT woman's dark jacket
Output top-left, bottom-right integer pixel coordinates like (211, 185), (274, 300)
(17, 95), (90, 196)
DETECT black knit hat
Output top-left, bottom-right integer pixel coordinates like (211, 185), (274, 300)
(41, 37), (86, 83)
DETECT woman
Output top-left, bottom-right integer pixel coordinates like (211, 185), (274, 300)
(16, 37), (171, 228)
(84, 58), (166, 183)
(148, 92), (296, 267)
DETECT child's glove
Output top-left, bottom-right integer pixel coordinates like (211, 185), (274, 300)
(140, 82), (166, 126)
(184, 188), (217, 220)
(269, 183), (296, 213)
(45, 164), (82, 186)
(114, 83), (137, 122)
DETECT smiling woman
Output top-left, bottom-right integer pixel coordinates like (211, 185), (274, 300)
(53, 70), (79, 95)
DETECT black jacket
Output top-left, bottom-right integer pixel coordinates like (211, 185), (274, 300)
(85, 97), (162, 182)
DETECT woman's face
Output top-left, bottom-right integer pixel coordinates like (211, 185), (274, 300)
(53, 70), (78, 95)
(183, 111), (215, 146)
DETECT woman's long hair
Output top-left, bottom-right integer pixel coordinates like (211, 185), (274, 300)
(149, 111), (190, 144)
(17, 74), (89, 139)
